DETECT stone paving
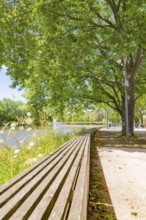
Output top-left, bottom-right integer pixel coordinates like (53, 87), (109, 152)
(98, 128), (146, 220)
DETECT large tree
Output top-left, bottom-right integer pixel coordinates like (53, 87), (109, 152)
(0, 98), (24, 125)
(1, 0), (146, 136)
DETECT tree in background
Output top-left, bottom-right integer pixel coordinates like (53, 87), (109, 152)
(135, 95), (146, 127)
(0, 99), (25, 125)
(0, 0), (146, 136)
(63, 109), (104, 124)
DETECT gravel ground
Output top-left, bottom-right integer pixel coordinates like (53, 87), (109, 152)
(98, 146), (146, 220)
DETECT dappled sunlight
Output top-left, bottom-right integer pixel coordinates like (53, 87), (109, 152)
(94, 129), (146, 220)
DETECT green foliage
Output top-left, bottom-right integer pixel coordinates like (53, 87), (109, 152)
(108, 110), (121, 124)
(135, 94), (146, 125)
(63, 110), (104, 123)
(0, 0), (146, 135)
(131, 212), (138, 216)
(0, 98), (25, 125)
(0, 130), (76, 186)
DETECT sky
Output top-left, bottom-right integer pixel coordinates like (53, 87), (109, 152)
(0, 66), (26, 102)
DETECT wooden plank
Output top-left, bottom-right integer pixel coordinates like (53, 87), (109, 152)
(27, 137), (86, 220)
(0, 129), (96, 220)
(68, 135), (90, 220)
(48, 135), (89, 220)
(8, 136), (86, 220)
(0, 136), (84, 220)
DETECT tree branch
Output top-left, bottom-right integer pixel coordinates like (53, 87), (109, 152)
(80, 74), (123, 87)
(47, 9), (82, 21)
(96, 12), (116, 30)
(134, 48), (145, 75)
(102, 87), (122, 114)
(106, 0), (118, 21)
(48, 9), (117, 31)
(98, 47), (123, 70)
(135, 94), (142, 101)
(117, 0), (122, 11)
(80, 94), (118, 111)
(80, 81), (123, 115)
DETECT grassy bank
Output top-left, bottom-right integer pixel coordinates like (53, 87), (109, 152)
(0, 130), (76, 186)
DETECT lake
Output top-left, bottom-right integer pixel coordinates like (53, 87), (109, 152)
(0, 126), (83, 147)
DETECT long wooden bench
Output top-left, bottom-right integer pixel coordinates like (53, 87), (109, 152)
(0, 129), (96, 220)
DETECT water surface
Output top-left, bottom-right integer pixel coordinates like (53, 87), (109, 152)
(0, 126), (82, 147)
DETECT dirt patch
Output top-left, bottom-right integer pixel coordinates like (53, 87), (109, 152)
(95, 129), (146, 148)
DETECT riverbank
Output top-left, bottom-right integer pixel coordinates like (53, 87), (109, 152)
(0, 130), (76, 186)
(0, 126), (84, 148)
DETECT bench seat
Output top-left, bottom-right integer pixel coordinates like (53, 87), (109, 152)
(0, 129), (96, 220)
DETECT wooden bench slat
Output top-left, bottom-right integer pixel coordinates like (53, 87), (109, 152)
(48, 135), (89, 220)
(8, 136), (86, 220)
(68, 134), (90, 220)
(0, 129), (96, 220)
(27, 136), (87, 220)
(0, 136), (85, 220)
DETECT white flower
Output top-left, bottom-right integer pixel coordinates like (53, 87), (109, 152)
(32, 158), (37, 163)
(0, 130), (4, 134)
(27, 141), (34, 150)
(26, 112), (31, 117)
(19, 140), (24, 144)
(14, 149), (20, 154)
(19, 126), (24, 130)
(10, 123), (17, 128)
(26, 127), (32, 132)
(0, 139), (4, 143)
(29, 141), (34, 147)
(38, 154), (43, 158)
(10, 127), (15, 131)
(25, 118), (33, 125)
(27, 146), (31, 150)
(26, 158), (37, 164)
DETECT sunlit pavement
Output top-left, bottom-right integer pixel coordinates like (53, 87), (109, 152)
(101, 127), (146, 132)
(98, 134), (146, 220)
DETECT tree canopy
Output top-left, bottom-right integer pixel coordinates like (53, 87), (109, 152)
(0, 98), (24, 125)
(0, 0), (146, 135)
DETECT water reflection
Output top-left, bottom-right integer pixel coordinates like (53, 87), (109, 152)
(0, 126), (82, 147)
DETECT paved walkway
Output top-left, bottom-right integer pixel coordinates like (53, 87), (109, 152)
(98, 144), (146, 220)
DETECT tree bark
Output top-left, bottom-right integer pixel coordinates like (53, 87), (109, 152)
(140, 110), (144, 126)
(127, 74), (135, 136)
(121, 55), (135, 136)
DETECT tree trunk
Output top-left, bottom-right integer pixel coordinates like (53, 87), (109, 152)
(121, 55), (135, 137)
(127, 74), (135, 136)
(140, 110), (144, 127)
(120, 50), (144, 136)
(121, 94), (126, 136)
(121, 116), (126, 136)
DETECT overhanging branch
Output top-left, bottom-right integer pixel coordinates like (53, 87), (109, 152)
(134, 48), (145, 75)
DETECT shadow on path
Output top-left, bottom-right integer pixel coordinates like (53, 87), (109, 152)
(88, 133), (117, 220)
